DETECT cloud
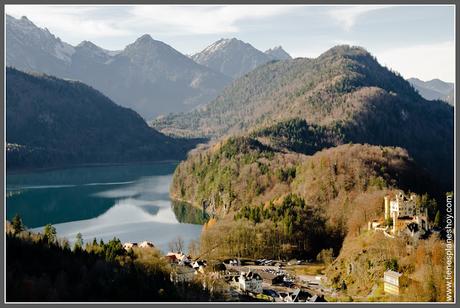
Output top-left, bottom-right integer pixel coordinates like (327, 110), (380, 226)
(128, 5), (295, 35)
(327, 5), (391, 31)
(374, 41), (455, 82)
(6, 5), (295, 42)
(6, 5), (133, 41)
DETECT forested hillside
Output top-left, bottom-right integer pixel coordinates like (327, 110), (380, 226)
(6, 68), (201, 171)
(172, 138), (439, 259)
(6, 223), (218, 301)
(171, 137), (446, 299)
(155, 45), (453, 191)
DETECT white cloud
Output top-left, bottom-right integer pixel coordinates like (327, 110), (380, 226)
(128, 5), (294, 35)
(5, 5), (295, 42)
(327, 5), (391, 31)
(6, 5), (133, 42)
(374, 41), (455, 82)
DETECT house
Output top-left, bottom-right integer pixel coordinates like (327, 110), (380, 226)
(307, 294), (326, 302)
(165, 253), (178, 263)
(123, 242), (137, 250)
(192, 260), (207, 273)
(192, 260), (206, 268)
(259, 271), (285, 285)
(238, 271), (263, 294)
(166, 252), (191, 265)
(384, 270), (403, 295)
(278, 289), (301, 302)
(138, 241), (154, 248)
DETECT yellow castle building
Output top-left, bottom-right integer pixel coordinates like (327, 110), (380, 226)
(383, 191), (429, 234)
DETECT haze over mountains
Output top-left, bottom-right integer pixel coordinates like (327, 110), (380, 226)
(5, 9), (454, 302)
(6, 15), (230, 120)
(6, 14), (453, 190)
(6, 15), (297, 120)
(407, 77), (454, 105)
(6, 68), (199, 170)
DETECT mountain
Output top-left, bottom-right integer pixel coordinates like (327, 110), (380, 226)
(407, 77), (454, 104)
(191, 38), (276, 79)
(265, 46), (292, 60)
(6, 15), (74, 77)
(168, 45), (451, 301)
(154, 45), (453, 191)
(174, 138), (438, 258)
(443, 88), (454, 105)
(70, 34), (231, 119)
(176, 136), (446, 300)
(6, 15), (231, 119)
(172, 138), (435, 217)
(6, 67), (200, 170)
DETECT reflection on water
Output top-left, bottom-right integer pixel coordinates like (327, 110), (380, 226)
(172, 201), (209, 225)
(6, 163), (203, 253)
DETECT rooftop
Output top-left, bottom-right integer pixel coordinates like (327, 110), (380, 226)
(384, 270), (402, 278)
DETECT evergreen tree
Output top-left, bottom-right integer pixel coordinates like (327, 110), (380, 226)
(74, 232), (83, 251)
(434, 210), (441, 228)
(11, 214), (24, 235)
(43, 224), (57, 245)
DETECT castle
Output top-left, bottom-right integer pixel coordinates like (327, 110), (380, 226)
(369, 191), (429, 236)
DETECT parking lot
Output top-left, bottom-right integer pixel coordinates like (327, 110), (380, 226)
(224, 259), (328, 301)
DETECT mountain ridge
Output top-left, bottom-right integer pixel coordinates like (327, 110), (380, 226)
(407, 77), (454, 104)
(191, 38), (291, 79)
(155, 45), (453, 191)
(6, 15), (231, 119)
(6, 67), (201, 171)
(265, 46), (292, 60)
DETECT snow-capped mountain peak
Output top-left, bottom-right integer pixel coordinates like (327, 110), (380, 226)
(7, 14), (75, 64)
(191, 38), (273, 79)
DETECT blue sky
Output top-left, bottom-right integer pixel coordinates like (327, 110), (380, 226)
(6, 5), (455, 82)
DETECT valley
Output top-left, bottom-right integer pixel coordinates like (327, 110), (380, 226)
(5, 8), (455, 303)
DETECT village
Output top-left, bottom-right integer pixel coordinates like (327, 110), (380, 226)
(164, 251), (328, 302)
(121, 190), (434, 302)
(122, 240), (329, 302)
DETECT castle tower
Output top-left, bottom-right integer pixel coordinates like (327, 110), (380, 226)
(392, 212), (397, 233)
(384, 195), (390, 220)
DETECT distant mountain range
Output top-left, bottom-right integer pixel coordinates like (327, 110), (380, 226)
(407, 77), (454, 105)
(6, 15), (231, 120)
(6, 68), (200, 170)
(6, 15), (296, 120)
(153, 45), (453, 191)
(6, 14), (453, 190)
(191, 38), (292, 79)
(265, 46), (293, 60)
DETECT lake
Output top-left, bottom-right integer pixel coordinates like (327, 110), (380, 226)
(6, 162), (204, 253)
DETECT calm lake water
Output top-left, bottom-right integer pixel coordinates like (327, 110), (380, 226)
(6, 162), (204, 253)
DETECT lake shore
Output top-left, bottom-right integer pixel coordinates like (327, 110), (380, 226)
(7, 162), (203, 253)
(6, 159), (182, 175)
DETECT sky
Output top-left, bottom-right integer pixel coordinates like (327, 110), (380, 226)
(5, 5), (456, 82)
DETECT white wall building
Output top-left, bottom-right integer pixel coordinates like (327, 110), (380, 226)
(384, 191), (429, 233)
(238, 272), (263, 294)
